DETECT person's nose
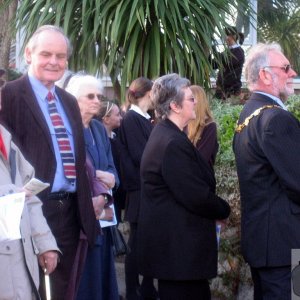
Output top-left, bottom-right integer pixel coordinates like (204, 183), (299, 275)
(49, 55), (58, 65)
(289, 67), (297, 77)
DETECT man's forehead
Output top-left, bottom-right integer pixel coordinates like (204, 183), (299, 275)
(269, 50), (289, 63)
(33, 30), (68, 51)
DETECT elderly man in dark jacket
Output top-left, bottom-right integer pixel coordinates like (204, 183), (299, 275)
(233, 43), (299, 300)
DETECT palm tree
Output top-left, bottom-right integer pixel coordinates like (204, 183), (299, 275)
(257, 0), (300, 73)
(13, 0), (250, 100)
(0, 0), (18, 70)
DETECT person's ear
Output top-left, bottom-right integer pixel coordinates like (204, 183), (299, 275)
(24, 47), (32, 65)
(170, 101), (181, 114)
(259, 68), (273, 86)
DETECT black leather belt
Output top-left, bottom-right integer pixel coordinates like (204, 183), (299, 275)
(47, 192), (76, 201)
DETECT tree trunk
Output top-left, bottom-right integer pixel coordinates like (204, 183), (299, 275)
(0, 0), (18, 69)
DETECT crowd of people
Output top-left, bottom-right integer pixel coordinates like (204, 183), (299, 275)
(0, 23), (299, 300)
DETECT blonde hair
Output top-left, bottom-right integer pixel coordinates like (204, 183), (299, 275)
(187, 85), (213, 146)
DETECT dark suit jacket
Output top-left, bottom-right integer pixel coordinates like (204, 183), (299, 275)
(137, 119), (230, 280)
(0, 75), (98, 245)
(233, 92), (300, 267)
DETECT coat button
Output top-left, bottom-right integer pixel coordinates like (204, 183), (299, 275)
(6, 245), (10, 251)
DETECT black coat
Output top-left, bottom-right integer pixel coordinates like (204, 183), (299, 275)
(137, 119), (230, 280)
(215, 46), (245, 93)
(233, 93), (300, 267)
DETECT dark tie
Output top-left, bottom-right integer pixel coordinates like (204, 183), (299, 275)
(47, 91), (76, 183)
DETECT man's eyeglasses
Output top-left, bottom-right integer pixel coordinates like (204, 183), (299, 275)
(86, 93), (103, 101)
(263, 64), (292, 74)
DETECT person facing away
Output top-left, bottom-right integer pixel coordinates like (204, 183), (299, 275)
(212, 26), (245, 100)
(0, 69), (59, 299)
(65, 74), (119, 300)
(0, 25), (99, 300)
(137, 73), (230, 300)
(187, 85), (219, 167)
(233, 42), (300, 300)
(118, 77), (158, 300)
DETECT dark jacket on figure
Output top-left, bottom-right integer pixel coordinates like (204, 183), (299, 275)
(233, 93), (300, 268)
(138, 119), (230, 280)
(0, 74), (98, 246)
(214, 46), (245, 93)
(118, 110), (153, 192)
(89, 119), (119, 188)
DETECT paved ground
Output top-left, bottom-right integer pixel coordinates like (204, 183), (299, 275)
(115, 257), (126, 298)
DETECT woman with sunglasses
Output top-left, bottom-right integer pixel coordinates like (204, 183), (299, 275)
(118, 77), (158, 300)
(66, 74), (120, 300)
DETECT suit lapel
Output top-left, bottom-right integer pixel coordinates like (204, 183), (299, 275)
(21, 75), (54, 153)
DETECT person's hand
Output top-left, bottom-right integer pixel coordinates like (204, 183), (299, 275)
(100, 207), (114, 221)
(38, 251), (59, 275)
(95, 170), (115, 189)
(92, 195), (106, 220)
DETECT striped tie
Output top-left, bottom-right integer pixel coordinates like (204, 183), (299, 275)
(47, 91), (76, 183)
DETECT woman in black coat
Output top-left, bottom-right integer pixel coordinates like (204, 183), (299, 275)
(137, 74), (231, 300)
(118, 77), (158, 300)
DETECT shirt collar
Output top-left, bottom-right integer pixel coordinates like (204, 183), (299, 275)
(28, 71), (56, 100)
(229, 43), (240, 49)
(255, 91), (287, 110)
(130, 104), (151, 119)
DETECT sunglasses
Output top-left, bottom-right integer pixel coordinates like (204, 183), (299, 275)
(86, 93), (103, 101)
(263, 64), (292, 74)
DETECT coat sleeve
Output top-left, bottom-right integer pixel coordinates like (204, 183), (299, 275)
(262, 111), (300, 204)
(15, 142), (60, 254)
(161, 138), (230, 220)
(26, 195), (60, 254)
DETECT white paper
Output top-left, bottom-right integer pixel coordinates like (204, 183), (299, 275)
(0, 192), (25, 241)
(23, 178), (50, 195)
(99, 204), (117, 228)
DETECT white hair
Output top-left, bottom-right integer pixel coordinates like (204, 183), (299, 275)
(244, 43), (282, 91)
(65, 74), (104, 99)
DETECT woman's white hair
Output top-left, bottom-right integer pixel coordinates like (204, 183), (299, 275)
(65, 74), (104, 99)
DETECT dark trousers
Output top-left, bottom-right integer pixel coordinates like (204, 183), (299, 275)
(39, 193), (80, 300)
(251, 266), (291, 300)
(125, 222), (157, 300)
(158, 279), (211, 300)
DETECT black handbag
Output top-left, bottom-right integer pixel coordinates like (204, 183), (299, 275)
(110, 225), (130, 256)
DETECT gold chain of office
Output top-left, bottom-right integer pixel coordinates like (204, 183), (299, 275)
(235, 105), (281, 133)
